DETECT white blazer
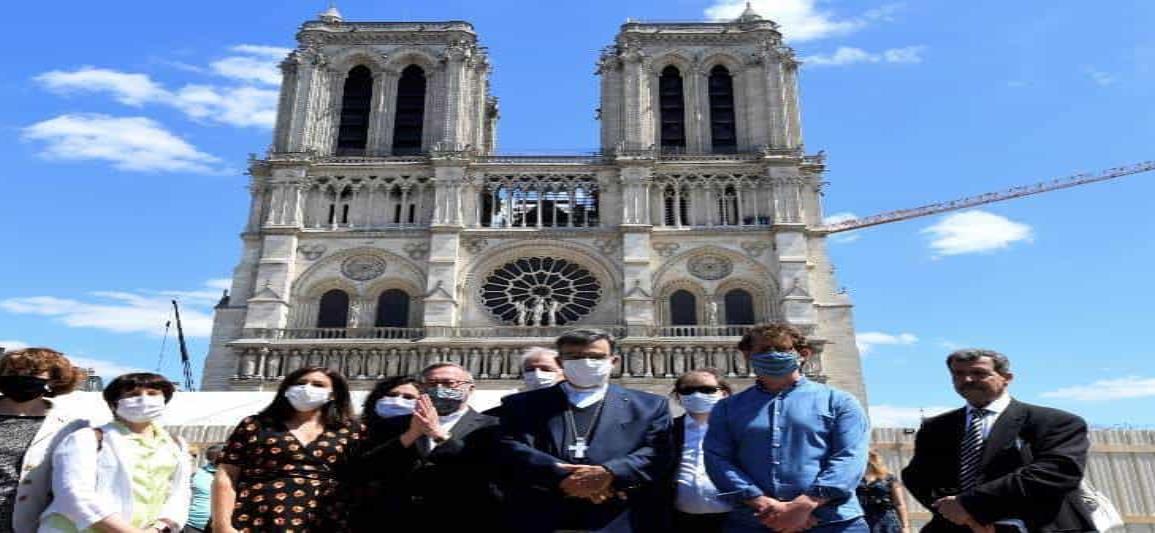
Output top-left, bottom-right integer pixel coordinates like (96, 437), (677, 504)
(37, 422), (191, 532)
(6, 398), (87, 533)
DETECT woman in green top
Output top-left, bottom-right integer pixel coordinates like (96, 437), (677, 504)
(40, 373), (192, 533)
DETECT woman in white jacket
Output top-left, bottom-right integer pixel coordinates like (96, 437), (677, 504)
(0, 348), (87, 533)
(39, 373), (190, 533)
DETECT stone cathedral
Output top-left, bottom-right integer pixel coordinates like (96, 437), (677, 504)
(201, 5), (867, 402)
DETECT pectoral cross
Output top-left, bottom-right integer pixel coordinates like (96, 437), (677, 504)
(568, 436), (589, 459)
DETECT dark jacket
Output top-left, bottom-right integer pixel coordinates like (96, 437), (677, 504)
(354, 408), (501, 529)
(496, 383), (674, 533)
(902, 399), (1094, 533)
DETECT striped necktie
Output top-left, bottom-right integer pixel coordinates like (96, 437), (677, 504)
(959, 408), (988, 491)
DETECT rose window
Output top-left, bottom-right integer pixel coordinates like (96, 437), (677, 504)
(480, 257), (601, 326)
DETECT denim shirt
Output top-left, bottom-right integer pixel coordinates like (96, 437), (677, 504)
(703, 377), (870, 526)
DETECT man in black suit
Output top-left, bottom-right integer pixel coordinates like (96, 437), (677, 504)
(902, 349), (1093, 533)
(357, 362), (500, 529)
(496, 328), (674, 532)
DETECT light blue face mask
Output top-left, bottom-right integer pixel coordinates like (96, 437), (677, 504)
(750, 351), (800, 377)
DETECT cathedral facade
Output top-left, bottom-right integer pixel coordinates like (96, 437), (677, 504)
(201, 5), (867, 402)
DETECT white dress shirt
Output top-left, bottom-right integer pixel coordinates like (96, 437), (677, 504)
(674, 418), (733, 514)
(423, 407), (468, 452)
(561, 382), (608, 408)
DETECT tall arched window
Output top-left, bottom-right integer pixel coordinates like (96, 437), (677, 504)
(316, 289), (350, 328)
(375, 289), (410, 327)
(659, 66), (686, 151)
(670, 289), (698, 325)
(723, 289), (755, 325)
(336, 66), (373, 155)
(708, 65), (737, 152)
(392, 65), (426, 155)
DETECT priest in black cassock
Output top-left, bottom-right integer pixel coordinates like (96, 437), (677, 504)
(496, 328), (674, 533)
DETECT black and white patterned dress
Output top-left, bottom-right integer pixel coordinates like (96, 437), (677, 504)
(0, 415), (44, 533)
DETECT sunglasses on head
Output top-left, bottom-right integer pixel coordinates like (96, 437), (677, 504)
(677, 385), (722, 395)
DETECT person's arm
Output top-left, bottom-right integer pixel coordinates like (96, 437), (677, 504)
(892, 479), (911, 532)
(958, 411), (1089, 524)
(806, 391), (871, 501)
(703, 398), (766, 505)
(494, 397), (570, 490)
(49, 428), (137, 532)
(599, 399), (673, 491)
(901, 418), (939, 510)
(211, 465), (240, 533)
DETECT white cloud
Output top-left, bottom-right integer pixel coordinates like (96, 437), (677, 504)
(0, 280), (226, 338)
(0, 340), (29, 351)
(823, 212), (861, 243)
(803, 45), (926, 67)
(857, 331), (918, 354)
(1041, 376), (1155, 402)
(1084, 67), (1116, 87)
(705, 0), (863, 41)
(206, 279), (232, 291)
(21, 114), (225, 174)
(68, 355), (151, 379)
(870, 404), (954, 427)
(921, 210), (1034, 257)
(33, 45), (285, 129)
(35, 67), (166, 105)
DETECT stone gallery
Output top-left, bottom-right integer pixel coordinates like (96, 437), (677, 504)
(201, 5), (866, 401)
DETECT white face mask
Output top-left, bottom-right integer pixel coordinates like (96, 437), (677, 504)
(285, 384), (332, 412)
(563, 358), (613, 389)
(679, 392), (723, 415)
(116, 394), (167, 423)
(374, 396), (416, 418)
(523, 369), (559, 390)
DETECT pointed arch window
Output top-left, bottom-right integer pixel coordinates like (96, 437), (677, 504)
(669, 289), (698, 326)
(375, 289), (410, 328)
(659, 66), (687, 151)
(723, 289), (755, 325)
(336, 66), (373, 155)
(709, 65), (737, 152)
(316, 289), (350, 328)
(392, 65), (426, 155)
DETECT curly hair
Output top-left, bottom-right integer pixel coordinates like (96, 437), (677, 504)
(737, 323), (811, 356)
(0, 348), (85, 396)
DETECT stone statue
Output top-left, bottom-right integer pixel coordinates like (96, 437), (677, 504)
(548, 299), (563, 325)
(705, 299), (719, 326)
(514, 300), (528, 326)
(531, 298), (546, 326)
(348, 299), (362, 328)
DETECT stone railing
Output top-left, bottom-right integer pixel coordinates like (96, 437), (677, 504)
(244, 327), (425, 340)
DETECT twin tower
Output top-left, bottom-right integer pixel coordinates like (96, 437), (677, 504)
(202, 5), (866, 403)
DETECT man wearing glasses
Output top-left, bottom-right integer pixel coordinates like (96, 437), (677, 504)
(497, 329), (674, 532)
(358, 362), (502, 528)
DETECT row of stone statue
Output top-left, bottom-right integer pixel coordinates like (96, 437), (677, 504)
(511, 297), (565, 326)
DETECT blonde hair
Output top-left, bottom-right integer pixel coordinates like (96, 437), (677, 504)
(866, 449), (890, 480)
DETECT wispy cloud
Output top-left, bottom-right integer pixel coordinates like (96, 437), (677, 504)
(1084, 67), (1116, 87)
(921, 210), (1033, 258)
(68, 355), (151, 379)
(857, 331), (918, 355)
(21, 114), (225, 174)
(1041, 376), (1155, 401)
(704, 0), (904, 42)
(822, 212), (861, 243)
(0, 340), (29, 351)
(0, 280), (226, 338)
(870, 404), (954, 428)
(803, 45), (926, 67)
(34, 44), (288, 129)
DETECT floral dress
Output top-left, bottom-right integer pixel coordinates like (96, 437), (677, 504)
(220, 415), (362, 532)
(856, 474), (903, 533)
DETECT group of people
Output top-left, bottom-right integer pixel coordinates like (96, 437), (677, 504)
(0, 323), (1097, 532)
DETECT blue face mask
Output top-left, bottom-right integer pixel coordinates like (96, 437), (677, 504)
(750, 351), (800, 377)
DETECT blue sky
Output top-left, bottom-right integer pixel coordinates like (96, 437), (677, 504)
(2, 0), (1153, 427)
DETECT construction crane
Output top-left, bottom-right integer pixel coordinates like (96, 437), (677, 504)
(815, 160), (1155, 234)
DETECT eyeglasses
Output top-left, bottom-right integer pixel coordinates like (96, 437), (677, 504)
(424, 379), (473, 389)
(384, 391), (419, 400)
(677, 385), (722, 395)
(560, 351), (611, 360)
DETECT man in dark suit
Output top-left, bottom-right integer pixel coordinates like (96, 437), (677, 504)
(357, 362), (501, 529)
(496, 328), (674, 533)
(902, 349), (1093, 533)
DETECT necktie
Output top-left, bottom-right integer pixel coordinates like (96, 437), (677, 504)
(958, 408), (988, 491)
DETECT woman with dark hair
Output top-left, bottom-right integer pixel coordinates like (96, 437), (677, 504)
(41, 372), (191, 533)
(668, 368), (734, 533)
(211, 367), (361, 533)
(0, 348), (87, 533)
(361, 375), (421, 428)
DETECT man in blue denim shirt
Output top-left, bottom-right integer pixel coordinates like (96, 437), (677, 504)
(705, 323), (870, 532)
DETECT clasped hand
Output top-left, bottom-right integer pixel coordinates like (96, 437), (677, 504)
(932, 496), (993, 533)
(557, 463), (622, 504)
(403, 395), (448, 444)
(748, 495), (819, 532)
